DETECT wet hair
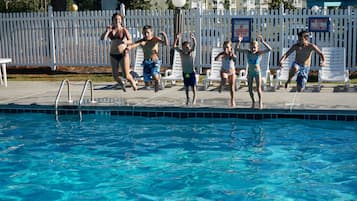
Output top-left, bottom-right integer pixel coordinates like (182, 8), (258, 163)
(143, 25), (152, 31)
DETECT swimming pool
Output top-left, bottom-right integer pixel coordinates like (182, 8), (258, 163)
(1, 113), (356, 200)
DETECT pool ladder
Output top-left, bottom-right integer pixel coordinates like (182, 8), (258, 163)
(55, 79), (96, 119)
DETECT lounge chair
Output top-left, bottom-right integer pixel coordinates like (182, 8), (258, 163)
(132, 46), (145, 82)
(318, 47), (349, 90)
(202, 47), (222, 90)
(161, 50), (183, 88)
(273, 48), (296, 90)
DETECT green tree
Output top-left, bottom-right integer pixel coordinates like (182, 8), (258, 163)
(269, 0), (295, 10)
(73, 0), (101, 11)
(119, 0), (151, 10)
(0, 0), (48, 12)
(224, 0), (230, 9)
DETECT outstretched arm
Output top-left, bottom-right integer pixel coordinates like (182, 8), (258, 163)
(312, 44), (325, 67)
(278, 45), (295, 67)
(127, 39), (144, 50)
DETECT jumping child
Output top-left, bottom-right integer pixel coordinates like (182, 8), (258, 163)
(215, 41), (237, 107)
(173, 32), (197, 105)
(236, 35), (272, 109)
(128, 25), (169, 92)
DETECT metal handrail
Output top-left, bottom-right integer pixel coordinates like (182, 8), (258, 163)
(55, 79), (73, 109)
(79, 79), (96, 106)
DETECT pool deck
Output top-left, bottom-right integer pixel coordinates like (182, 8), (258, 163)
(0, 81), (357, 112)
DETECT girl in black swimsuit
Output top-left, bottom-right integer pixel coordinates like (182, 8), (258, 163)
(100, 12), (137, 91)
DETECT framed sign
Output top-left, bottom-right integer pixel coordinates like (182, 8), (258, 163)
(231, 18), (252, 43)
(308, 17), (331, 32)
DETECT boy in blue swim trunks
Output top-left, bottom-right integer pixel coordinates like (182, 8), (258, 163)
(236, 35), (272, 109)
(279, 30), (325, 92)
(128, 25), (168, 92)
(173, 32), (197, 105)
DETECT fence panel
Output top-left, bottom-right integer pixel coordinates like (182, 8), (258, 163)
(0, 7), (356, 71)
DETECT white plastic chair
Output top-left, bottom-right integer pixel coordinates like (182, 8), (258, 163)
(161, 50), (183, 88)
(318, 47), (349, 90)
(132, 47), (144, 82)
(273, 48), (296, 90)
(202, 47), (222, 90)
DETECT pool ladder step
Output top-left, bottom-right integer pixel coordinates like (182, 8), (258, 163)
(55, 79), (96, 109)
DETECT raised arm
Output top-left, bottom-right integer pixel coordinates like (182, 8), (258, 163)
(158, 32), (169, 46)
(100, 24), (112, 40)
(190, 32), (196, 53)
(258, 35), (272, 53)
(173, 33), (180, 48)
(235, 34), (249, 53)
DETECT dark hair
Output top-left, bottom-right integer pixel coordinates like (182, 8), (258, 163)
(182, 41), (190, 47)
(111, 12), (124, 22)
(298, 30), (309, 37)
(143, 25), (152, 31)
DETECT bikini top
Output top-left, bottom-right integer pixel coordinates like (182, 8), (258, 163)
(247, 52), (262, 65)
(108, 30), (125, 40)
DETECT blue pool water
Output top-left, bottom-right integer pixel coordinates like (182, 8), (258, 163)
(0, 113), (356, 201)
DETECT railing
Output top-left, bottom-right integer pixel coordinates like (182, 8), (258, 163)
(55, 79), (73, 109)
(79, 79), (96, 106)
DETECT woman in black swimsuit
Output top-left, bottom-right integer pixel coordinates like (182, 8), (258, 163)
(100, 12), (137, 91)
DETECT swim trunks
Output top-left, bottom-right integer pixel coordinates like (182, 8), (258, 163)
(182, 72), (197, 87)
(142, 59), (161, 82)
(293, 62), (309, 90)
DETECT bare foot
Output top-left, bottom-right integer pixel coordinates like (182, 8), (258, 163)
(118, 81), (126, 92)
(251, 102), (255, 109)
(259, 102), (263, 110)
(231, 100), (236, 107)
(192, 98), (197, 105)
(284, 82), (289, 89)
(218, 85), (222, 93)
(154, 81), (159, 92)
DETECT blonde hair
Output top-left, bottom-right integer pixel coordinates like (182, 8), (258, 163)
(223, 41), (232, 49)
(250, 41), (259, 46)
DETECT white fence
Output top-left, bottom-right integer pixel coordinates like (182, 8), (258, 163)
(0, 5), (356, 72)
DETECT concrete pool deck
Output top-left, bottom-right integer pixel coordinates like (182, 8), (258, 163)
(0, 80), (357, 112)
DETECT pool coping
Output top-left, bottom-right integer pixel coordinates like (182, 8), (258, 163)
(1, 104), (356, 121)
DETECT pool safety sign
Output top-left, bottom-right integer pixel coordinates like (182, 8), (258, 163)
(231, 18), (252, 43)
(308, 17), (331, 32)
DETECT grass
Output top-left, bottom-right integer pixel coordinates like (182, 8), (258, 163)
(7, 73), (114, 82)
